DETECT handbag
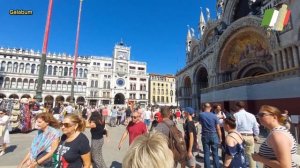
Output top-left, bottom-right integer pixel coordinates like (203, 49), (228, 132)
(36, 151), (53, 167)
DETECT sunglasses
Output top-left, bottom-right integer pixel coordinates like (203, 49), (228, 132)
(0, 113), (4, 115)
(257, 112), (272, 118)
(131, 116), (138, 119)
(61, 122), (74, 128)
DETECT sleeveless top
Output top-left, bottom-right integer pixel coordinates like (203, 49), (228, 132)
(225, 132), (247, 168)
(259, 126), (297, 168)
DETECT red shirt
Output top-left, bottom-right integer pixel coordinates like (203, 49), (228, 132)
(127, 121), (147, 144)
(176, 111), (181, 118)
(102, 108), (108, 116)
(154, 112), (163, 123)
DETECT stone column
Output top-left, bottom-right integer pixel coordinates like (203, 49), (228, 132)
(276, 51), (282, 71)
(271, 52), (278, 71)
(282, 49), (288, 69)
(293, 45), (300, 67)
(287, 47), (294, 68)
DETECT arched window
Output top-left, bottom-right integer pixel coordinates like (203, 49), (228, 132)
(78, 82), (82, 92)
(54, 66), (58, 76)
(107, 81), (110, 89)
(11, 78), (16, 88)
(23, 79), (29, 90)
(51, 81), (56, 90)
(67, 82), (72, 91)
(13, 62), (18, 73)
(48, 65), (52, 75)
(95, 80), (98, 88)
(69, 68), (73, 76)
(0, 77), (3, 88)
(64, 67), (68, 76)
(170, 90), (173, 96)
(84, 69), (88, 78)
(91, 80), (94, 87)
(4, 78), (10, 88)
(31, 64), (36, 74)
(62, 81), (67, 91)
(57, 81), (62, 91)
(7, 62), (12, 72)
(83, 82), (87, 91)
(29, 79), (34, 90)
(25, 63), (30, 73)
(79, 68), (83, 78)
(19, 63), (24, 73)
(59, 67), (63, 76)
(0, 61), (6, 71)
(17, 78), (23, 89)
(46, 80), (51, 90)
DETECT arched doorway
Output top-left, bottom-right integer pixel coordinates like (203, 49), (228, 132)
(55, 96), (65, 106)
(114, 93), (125, 104)
(9, 94), (19, 99)
(195, 67), (209, 109)
(0, 93), (6, 99)
(66, 96), (75, 103)
(183, 76), (192, 107)
(237, 66), (269, 79)
(21, 94), (31, 99)
(44, 95), (54, 108)
(76, 96), (85, 105)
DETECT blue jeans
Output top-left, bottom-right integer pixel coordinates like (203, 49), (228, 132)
(201, 133), (220, 168)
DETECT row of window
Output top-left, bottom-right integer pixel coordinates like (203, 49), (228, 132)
(90, 74), (111, 78)
(130, 83), (147, 91)
(0, 61), (88, 78)
(153, 89), (174, 96)
(129, 94), (147, 100)
(152, 96), (173, 104)
(129, 78), (147, 81)
(152, 82), (173, 87)
(90, 80), (111, 89)
(0, 77), (87, 92)
(129, 66), (145, 70)
(92, 62), (112, 66)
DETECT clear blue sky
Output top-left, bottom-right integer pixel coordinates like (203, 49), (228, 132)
(0, 0), (216, 74)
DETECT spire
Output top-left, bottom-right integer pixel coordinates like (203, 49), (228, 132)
(206, 8), (211, 21)
(186, 25), (192, 53)
(199, 7), (206, 36)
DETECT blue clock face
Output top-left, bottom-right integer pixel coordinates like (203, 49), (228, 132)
(116, 78), (125, 87)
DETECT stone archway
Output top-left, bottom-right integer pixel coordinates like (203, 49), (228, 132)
(21, 94), (31, 99)
(182, 76), (192, 107)
(194, 67), (209, 108)
(114, 93), (125, 104)
(237, 64), (269, 79)
(9, 94), (19, 99)
(44, 95), (54, 108)
(0, 93), (6, 99)
(66, 96), (75, 103)
(76, 96), (85, 105)
(55, 96), (65, 106)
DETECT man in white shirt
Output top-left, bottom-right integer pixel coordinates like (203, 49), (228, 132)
(234, 101), (260, 168)
(66, 104), (74, 114)
(143, 108), (152, 128)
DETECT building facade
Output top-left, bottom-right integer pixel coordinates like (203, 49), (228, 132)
(149, 74), (176, 106)
(0, 42), (149, 107)
(176, 0), (300, 114)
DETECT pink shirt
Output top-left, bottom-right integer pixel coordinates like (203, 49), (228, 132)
(102, 108), (108, 116)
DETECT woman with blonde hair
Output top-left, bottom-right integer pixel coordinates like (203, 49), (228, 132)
(53, 114), (91, 168)
(122, 131), (174, 168)
(18, 112), (60, 168)
(252, 105), (298, 167)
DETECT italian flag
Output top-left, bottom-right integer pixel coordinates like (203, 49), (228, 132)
(261, 4), (291, 31)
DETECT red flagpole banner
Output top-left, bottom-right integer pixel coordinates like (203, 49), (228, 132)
(42, 0), (53, 54)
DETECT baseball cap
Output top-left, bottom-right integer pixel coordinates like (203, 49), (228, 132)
(184, 107), (195, 115)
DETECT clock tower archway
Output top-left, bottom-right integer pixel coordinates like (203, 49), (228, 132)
(114, 93), (125, 105)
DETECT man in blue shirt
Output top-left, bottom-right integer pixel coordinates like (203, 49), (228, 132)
(233, 101), (259, 168)
(199, 103), (222, 168)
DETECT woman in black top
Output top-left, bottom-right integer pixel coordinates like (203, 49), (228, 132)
(53, 114), (91, 168)
(86, 111), (108, 168)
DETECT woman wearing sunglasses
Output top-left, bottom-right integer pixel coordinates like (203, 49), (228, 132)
(252, 105), (297, 167)
(223, 116), (247, 168)
(18, 112), (60, 168)
(53, 114), (91, 168)
(86, 111), (108, 168)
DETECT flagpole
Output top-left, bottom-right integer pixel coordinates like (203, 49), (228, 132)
(70, 0), (83, 104)
(36, 0), (54, 103)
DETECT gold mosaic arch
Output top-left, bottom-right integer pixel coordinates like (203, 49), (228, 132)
(219, 27), (270, 73)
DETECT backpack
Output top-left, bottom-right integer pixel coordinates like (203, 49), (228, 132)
(162, 121), (187, 163)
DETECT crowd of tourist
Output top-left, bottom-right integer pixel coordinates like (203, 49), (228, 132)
(0, 100), (299, 168)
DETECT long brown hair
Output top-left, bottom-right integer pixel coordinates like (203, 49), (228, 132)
(259, 105), (286, 124)
(65, 114), (86, 132)
(36, 112), (60, 129)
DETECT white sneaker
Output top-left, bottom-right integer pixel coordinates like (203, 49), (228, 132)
(0, 151), (5, 156)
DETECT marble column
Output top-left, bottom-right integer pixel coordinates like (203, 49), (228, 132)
(287, 47), (294, 68)
(293, 45), (300, 67)
(271, 52), (278, 71)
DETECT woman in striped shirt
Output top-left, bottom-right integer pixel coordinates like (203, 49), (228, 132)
(252, 105), (297, 168)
